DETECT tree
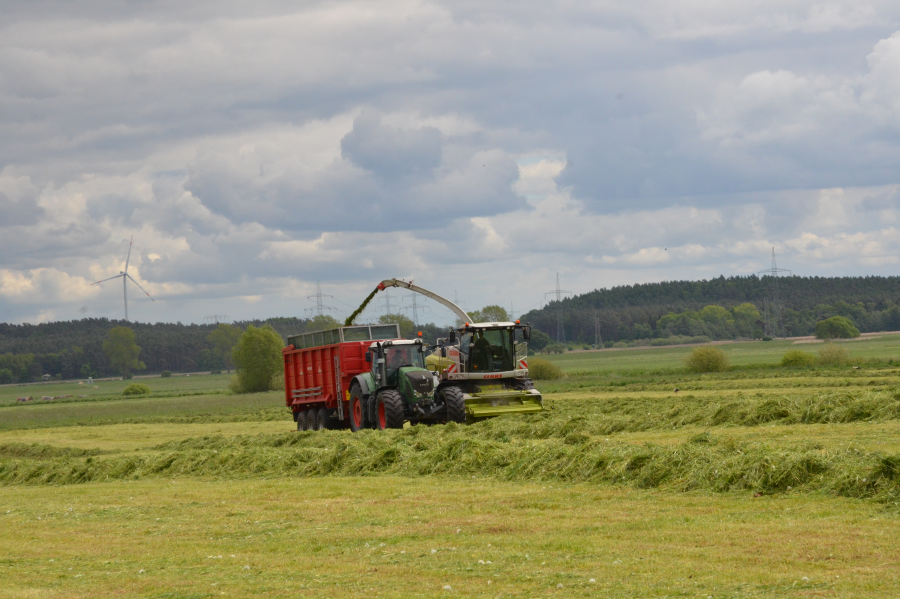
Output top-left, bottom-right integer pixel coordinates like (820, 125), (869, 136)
(308, 314), (341, 330)
(208, 323), (242, 372)
(0, 368), (12, 384)
(469, 305), (510, 323)
(231, 325), (284, 393)
(815, 316), (860, 340)
(732, 303), (762, 338)
(102, 326), (146, 377)
(379, 313), (415, 338)
(196, 349), (224, 372)
(80, 363), (95, 379)
(527, 328), (552, 352)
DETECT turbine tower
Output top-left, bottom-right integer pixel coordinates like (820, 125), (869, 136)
(91, 235), (155, 321)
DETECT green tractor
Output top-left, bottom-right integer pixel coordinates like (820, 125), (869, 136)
(347, 339), (465, 431)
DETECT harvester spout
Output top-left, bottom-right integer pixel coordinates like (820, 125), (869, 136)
(344, 278), (471, 326)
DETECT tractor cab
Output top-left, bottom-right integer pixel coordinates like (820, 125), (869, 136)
(366, 339), (435, 404)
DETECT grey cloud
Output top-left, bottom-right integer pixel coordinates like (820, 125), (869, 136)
(0, 191), (44, 226)
(860, 187), (900, 211)
(341, 113), (442, 179)
(186, 114), (526, 233)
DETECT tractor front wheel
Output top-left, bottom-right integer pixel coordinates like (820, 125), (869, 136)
(440, 386), (466, 424)
(349, 386), (366, 432)
(376, 389), (404, 430)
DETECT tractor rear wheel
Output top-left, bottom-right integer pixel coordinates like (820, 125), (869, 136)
(376, 389), (404, 430)
(296, 410), (307, 431)
(349, 386), (366, 432)
(440, 386), (466, 424)
(316, 408), (328, 430)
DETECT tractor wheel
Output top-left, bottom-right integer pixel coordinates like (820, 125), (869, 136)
(376, 389), (404, 430)
(349, 386), (366, 432)
(296, 410), (307, 431)
(316, 408), (328, 431)
(440, 386), (466, 424)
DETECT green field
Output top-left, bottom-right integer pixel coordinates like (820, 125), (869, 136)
(2, 337), (900, 597)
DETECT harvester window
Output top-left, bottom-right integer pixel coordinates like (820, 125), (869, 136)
(471, 329), (514, 372)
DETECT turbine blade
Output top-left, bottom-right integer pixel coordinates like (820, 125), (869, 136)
(126, 273), (155, 301)
(124, 234), (133, 273)
(91, 274), (125, 285)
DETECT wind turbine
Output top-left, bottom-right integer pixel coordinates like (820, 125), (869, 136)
(91, 235), (155, 321)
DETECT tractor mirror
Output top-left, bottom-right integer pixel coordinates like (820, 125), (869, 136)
(523, 326), (531, 341)
(441, 348), (447, 357)
(365, 351), (372, 363)
(449, 329), (457, 344)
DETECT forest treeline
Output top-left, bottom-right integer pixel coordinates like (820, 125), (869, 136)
(0, 317), (317, 383)
(6, 274), (900, 382)
(522, 275), (900, 345)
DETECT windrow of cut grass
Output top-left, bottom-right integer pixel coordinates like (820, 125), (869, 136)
(0, 443), (109, 459)
(542, 387), (900, 434)
(2, 420), (900, 505)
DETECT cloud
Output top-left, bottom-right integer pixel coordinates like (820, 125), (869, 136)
(185, 111), (526, 233)
(2, 1), (900, 325)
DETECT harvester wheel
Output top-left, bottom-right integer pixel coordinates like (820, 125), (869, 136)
(296, 410), (307, 431)
(349, 386), (366, 432)
(376, 389), (404, 430)
(316, 408), (328, 430)
(440, 386), (466, 424)
(515, 377), (536, 391)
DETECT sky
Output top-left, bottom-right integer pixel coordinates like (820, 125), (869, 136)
(2, 0), (900, 327)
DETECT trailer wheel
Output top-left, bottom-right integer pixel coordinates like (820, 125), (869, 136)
(376, 389), (404, 430)
(440, 386), (466, 424)
(296, 410), (307, 431)
(307, 409), (319, 431)
(349, 386), (366, 432)
(316, 408), (328, 431)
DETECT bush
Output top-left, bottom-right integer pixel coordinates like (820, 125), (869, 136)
(123, 373), (134, 380)
(160, 370), (172, 378)
(818, 343), (850, 366)
(685, 346), (729, 373)
(231, 324), (284, 393)
(527, 357), (564, 380)
(543, 344), (565, 354)
(781, 350), (818, 367)
(122, 383), (151, 396)
(815, 316), (860, 340)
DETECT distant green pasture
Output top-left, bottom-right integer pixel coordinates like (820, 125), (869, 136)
(0, 372), (235, 405)
(542, 333), (900, 374)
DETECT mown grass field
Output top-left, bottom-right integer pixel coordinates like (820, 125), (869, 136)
(3, 337), (900, 597)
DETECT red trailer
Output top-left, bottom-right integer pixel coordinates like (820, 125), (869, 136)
(283, 323), (401, 431)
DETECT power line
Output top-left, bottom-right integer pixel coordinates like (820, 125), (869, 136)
(544, 273), (572, 343)
(757, 248), (791, 339)
(305, 280), (340, 319)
